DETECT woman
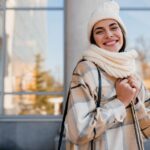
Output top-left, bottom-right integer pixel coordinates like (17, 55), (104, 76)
(65, 1), (149, 150)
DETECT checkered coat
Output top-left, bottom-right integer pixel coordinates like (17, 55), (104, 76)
(65, 60), (149, 150)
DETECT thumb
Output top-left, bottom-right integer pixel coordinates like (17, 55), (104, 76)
(132, 88), (136, 93)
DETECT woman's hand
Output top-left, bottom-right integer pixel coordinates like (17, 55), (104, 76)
(115, 78), (137, 107)
(127, 75), (141, 97)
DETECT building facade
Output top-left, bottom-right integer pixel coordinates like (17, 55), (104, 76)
(0, 0), (150, 149)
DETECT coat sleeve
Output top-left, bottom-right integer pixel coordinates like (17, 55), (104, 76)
(65, 61), (126, 145)
(135, 82), (150, 119)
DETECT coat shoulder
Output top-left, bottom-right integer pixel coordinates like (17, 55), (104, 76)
(73, 60), (97, 75)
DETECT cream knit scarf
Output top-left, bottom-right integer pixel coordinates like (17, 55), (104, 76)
(83, 44), (138, 78)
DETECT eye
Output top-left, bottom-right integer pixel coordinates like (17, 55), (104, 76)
(95, 30), (104, 35)
(111, 26), (118, 30)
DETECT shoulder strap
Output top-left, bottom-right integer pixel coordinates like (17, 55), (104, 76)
(58, 90), (70, 150)
(96, 65), (102, 107)
(91, 64), (101, 150)
(58, 61), (101, 150)
(131, 101), (144, 150)
(58, 59), (86, 150)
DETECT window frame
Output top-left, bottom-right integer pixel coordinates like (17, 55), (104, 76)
(0, 0), (66, 117)
(1, 1), (149, 118)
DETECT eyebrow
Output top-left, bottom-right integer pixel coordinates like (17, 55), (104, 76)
(94, 22), (118, 32)
(109, 23), (118, 27)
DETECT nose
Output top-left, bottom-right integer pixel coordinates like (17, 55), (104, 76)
(105, 30), (113, 38)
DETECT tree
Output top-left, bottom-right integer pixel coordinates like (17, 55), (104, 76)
(19, 53), (63, 115)
(135, 36), (150, 62)
(134, 36), (150, 90)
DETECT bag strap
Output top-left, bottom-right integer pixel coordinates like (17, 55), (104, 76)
(58, 90), (70, 150)
(131, 101), (144, 150)
(91, 64), (102, 150)
(58, 59), (86, 150)
(58, 61), (101, 150)
(96, 65), (102, 107)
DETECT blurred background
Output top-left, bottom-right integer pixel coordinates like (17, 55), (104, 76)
(0, 0), (150, 149)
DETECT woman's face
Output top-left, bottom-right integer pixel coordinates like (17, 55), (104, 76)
(93, 19), (124, 52)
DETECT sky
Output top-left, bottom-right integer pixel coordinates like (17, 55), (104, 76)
(119, 0), (150, 8)
(45, 10), (64, 83)
(41, 0), (64, 83)
(119, 0), (150, 48)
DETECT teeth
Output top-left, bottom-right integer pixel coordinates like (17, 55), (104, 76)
(105, 41), (116, 46)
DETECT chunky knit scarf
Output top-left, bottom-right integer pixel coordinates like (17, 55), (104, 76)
(83, 44), (138, 78)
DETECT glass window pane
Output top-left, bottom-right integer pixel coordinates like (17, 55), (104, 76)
(0, 11), (3, 44)
(0, 11), (3, 85)
(5, 10), (64, 93)
(119, 0), (150, 8)
(4, 94), (63, 115)
(0, 0), (4, 8)
(121, 11), (150, 90)
(0, 0), (3, 8)
(6, 0), (63, 8)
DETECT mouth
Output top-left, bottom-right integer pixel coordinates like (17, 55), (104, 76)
(103, 40), (119, 46)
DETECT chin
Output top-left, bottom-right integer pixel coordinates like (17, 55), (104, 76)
(104, 46), (121, 52)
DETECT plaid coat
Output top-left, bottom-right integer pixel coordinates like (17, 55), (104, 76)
(65, 60), (150, 150)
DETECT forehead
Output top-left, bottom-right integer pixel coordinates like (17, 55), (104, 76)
(93, 19), (118, 29)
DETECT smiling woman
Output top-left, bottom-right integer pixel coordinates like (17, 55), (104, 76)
(92, 19), (124, 52)
(63, 1), (150, 150)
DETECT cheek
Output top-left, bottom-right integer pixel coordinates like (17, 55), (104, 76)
(119, 33), (124, 44)
(117, 30), (124, 41)
(94, 35), (103, 45)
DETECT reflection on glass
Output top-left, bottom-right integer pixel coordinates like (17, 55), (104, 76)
(4, 94), (63, 115)
(119, 0), (150, 8)
(5, 10), (64, 92)
(0, 11), (4, 88)
(6, 0), (63, 8)
(0, 11), (2, 33)
(0, 0), (3, 8)
(121, 11), (150, 90)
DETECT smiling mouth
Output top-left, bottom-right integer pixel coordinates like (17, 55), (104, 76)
(104, 40), (119, 46)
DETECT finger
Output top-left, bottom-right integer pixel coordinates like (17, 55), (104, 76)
(128, 76), (136, 82)
(131, 88), (136, 93)
(115, 78), (122, 86)
(128, 86), (135, 93)
(128, 75), (140, 83)
(128, 79), (137, 87)
(116, 78), (122, 83)
(128, 74), (139, 82)
(127, 83), (134, 89)
(130, 83), (137, 89)
(129, 82), (137, 89)
(128, 80), (140, 89)
(128, 80), (135, 86)
(120, 78), (129, 84)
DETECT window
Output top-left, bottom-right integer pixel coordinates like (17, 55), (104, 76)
(119, 0), (150, 8)
(6, 0), (64, 8)
(0, 0), (4, 8)
(0, 0), (64, 115)
(120, 1), (150, 90)
(0, 11), (4, 98)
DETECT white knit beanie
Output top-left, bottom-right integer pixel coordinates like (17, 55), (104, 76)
(88, 1), (127, 42)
